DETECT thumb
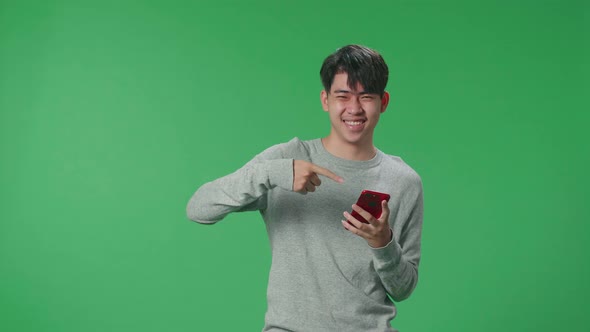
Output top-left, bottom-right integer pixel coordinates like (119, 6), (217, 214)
(380, 200), (390, 218)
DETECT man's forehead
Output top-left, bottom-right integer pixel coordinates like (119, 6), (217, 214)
(330, 72), (379, 94)
(331, 81), (367, 93)
(331, 85), (376, 95)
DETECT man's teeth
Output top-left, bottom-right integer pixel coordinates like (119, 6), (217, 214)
(344, 120), (364, 125)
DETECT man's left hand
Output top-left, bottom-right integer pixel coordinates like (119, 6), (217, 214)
(342, 200), (392, 248)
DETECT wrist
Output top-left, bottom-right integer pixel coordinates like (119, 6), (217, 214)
(368, 228), (393, 249)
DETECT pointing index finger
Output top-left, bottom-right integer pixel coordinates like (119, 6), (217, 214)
(311, 164), (344, 183)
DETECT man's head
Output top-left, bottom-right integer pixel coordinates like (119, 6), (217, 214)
(319, 45), (389, 97)
(319, 45), (390, 153)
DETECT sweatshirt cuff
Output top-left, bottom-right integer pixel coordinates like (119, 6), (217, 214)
(371, 231), (404, 269)
(267, 158), (294, 191)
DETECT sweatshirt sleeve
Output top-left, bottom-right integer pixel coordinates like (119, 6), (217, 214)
(371, 174), (424, 302)
(186, 144), (294, 224)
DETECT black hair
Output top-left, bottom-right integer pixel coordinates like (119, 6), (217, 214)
(319, 45), (389, 96)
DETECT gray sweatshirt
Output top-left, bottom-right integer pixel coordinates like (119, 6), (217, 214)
(186, 138), (424, 332)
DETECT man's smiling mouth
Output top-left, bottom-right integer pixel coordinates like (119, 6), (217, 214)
(343, 120), (365, 125)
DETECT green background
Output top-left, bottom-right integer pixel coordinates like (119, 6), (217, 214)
(1, 0), (588, 331)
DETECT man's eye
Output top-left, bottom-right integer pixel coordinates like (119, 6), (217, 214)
(361, 95), (374, 100)
(336, 96), (347, 99)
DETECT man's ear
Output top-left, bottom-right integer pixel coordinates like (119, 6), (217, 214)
(380, 91), (390, 113)
(320, 90), (329, 112)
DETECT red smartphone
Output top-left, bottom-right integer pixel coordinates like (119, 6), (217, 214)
(350, 190), (391, 224)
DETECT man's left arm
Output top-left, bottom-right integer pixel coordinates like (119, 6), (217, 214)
(343, 177), (424, 302)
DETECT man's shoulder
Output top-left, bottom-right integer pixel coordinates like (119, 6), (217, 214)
(258, 137), (314, 160)
(381, 152), (422, 186)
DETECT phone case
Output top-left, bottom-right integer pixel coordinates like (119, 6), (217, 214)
(350, 190), (391, 224)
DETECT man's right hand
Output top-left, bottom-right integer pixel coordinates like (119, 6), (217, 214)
(293, 160), (344, 194)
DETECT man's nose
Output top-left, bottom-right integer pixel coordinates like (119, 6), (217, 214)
(347, 98), (363, 113)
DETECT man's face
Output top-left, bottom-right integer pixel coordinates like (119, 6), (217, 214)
(321, 72), (389, 146)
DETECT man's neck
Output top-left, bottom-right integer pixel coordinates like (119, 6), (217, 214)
(321, 136), (376, 161)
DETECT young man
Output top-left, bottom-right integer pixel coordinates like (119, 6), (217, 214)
(186, 45), (424, 332)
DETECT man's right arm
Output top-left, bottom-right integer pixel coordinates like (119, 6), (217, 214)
(186, 145), (294, 224)
(186, 139), (343, 224)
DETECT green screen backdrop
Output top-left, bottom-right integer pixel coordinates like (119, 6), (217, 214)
(1, 1), (588, 331)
